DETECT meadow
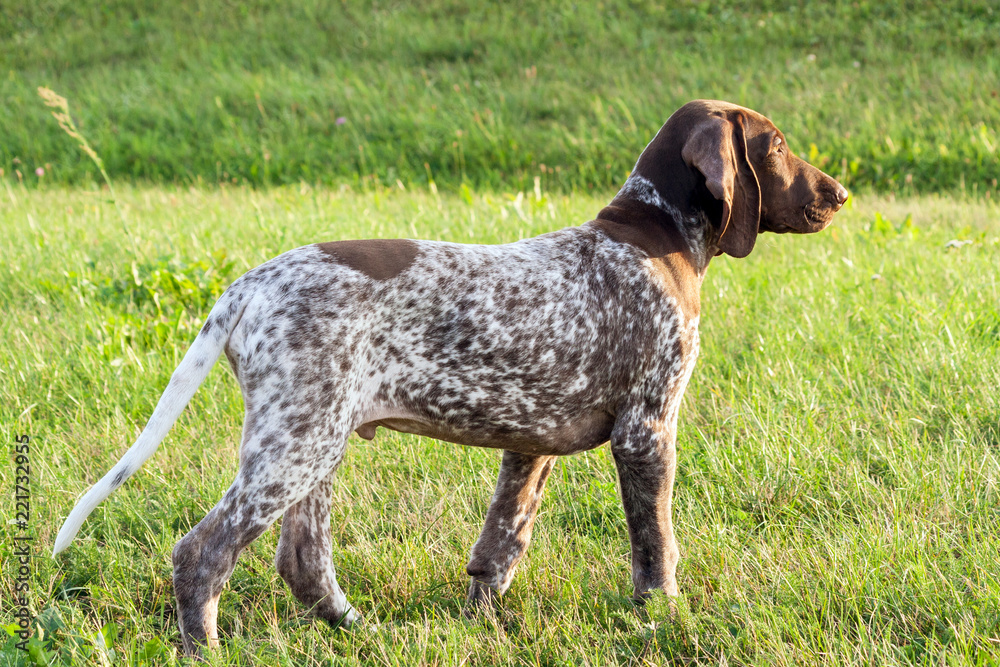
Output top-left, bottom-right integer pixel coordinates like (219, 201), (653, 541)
(1, 184), (999, 665)
(2, 0), (999, 194)
(3, 0), (1000, 665)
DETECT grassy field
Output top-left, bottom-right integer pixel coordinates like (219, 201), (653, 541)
(3, 2), (1000, 663)
(1, 183), (999, 665)
(3, 0), (999, 194)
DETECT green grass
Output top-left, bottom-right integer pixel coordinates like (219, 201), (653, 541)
(3, 0), (999, 194)
(1, 183), (999, 665)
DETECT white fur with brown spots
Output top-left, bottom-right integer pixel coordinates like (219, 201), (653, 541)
(53, 100), (848, 656)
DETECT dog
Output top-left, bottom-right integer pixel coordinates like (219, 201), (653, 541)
(53, 99), (848, 655)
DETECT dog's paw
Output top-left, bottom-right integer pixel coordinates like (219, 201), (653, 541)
(328, 604), (361, 630)
(463, 579), (501, 619)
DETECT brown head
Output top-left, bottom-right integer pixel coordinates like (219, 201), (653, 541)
(603, 99), (848, 260)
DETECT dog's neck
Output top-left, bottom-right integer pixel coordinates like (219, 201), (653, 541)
(596, 171), (716, 276)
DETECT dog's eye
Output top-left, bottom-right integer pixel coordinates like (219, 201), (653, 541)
(772, 137), (783, 154)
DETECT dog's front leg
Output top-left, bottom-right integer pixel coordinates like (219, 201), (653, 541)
(610, 415), (680, 600)
(464, 450), (556, 613)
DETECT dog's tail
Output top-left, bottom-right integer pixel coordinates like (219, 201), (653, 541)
(52, 282), (249, 556)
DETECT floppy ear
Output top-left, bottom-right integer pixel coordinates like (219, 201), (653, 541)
(681, 111), (761, 258)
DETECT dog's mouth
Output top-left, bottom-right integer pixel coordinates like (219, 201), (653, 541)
(802, 182), (848, 230)
(761, 200), (839, 235)
(803, 199), (841, 230)
(763, 178), (847, 234)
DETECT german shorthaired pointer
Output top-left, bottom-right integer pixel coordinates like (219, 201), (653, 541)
(54, 100), (848, 655)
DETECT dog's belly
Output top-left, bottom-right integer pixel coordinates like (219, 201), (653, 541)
(357, 408), (615, 456)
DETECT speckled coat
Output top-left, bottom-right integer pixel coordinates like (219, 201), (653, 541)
(53, 100), (848, 656)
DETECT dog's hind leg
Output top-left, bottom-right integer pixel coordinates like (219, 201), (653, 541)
(171, 417), (351, 656)
(275, 474), (359, 628)
(464, 451), (556, 612)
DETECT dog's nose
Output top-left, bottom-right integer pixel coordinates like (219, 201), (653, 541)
(834, 184), (849, 210)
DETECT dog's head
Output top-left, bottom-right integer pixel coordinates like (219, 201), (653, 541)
(630, 99), (849, 259)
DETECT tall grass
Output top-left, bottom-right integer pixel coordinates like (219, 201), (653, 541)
(3, 0), (999, 194)
(1, 184), (998, 664)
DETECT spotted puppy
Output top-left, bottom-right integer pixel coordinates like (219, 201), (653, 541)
(54, 99), (848, 655)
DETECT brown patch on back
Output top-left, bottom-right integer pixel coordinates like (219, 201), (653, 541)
(316, 239), (419, 280)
